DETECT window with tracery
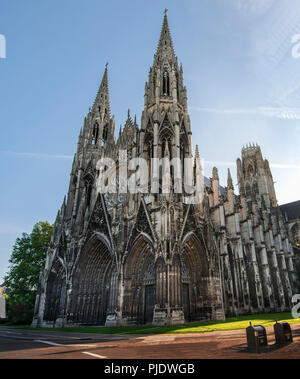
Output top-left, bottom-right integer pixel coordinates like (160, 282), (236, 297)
(102, 124), (108, 144)
(163, 70), (170, 96)
(92, 122), (99, 145)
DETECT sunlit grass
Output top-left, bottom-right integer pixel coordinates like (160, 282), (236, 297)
(11, 312), (300, 335)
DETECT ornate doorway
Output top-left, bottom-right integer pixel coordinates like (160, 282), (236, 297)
(69, 234), (113, 325)
(123, 234), (155, 324)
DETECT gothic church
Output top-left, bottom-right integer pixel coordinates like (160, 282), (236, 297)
(32, 13), (300, 327)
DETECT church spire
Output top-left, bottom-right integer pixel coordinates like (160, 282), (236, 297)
(92, 63), (111, 120)
(154, 10), (177, 65)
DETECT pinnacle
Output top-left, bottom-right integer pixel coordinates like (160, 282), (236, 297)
(155, 11), (176, 63)
(212, 167), (219, 181)
(227, 168), (234, 190)
(92, 64), (111, 118)
(195, 144), (200, 159)
(125, 109), (134, 128)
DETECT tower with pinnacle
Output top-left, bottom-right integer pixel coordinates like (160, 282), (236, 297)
(32, 12), (298, 328)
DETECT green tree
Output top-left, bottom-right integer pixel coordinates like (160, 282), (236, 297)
(4, 221), (53, 324)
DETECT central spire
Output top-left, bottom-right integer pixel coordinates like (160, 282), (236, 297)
(143, 12), (188, 111)
(154, 10), (177, 65)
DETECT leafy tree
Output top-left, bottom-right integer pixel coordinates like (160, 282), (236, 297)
(4, 221), (53, 324)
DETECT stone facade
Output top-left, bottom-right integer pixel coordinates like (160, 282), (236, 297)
(32, 14), (299, 328)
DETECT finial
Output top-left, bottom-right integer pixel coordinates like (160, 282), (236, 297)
(227, 168), (234, 190)
(212, 167), (219, 181)
(105, 62), (109, 69)
(164, 8), (168, 16)
(195, 144), (199, 159)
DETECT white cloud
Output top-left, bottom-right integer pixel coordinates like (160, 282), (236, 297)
(0, 151), (73, 160)
(236, 0), (275, 14)
(190, 106), (300, 120)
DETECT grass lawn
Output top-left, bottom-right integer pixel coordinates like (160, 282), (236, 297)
(10, 312), (300, 335)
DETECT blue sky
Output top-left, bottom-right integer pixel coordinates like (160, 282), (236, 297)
(0, 0), (299, 281)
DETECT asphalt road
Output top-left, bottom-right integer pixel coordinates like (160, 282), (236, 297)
(0, 326), (135, 359)
(0, 324), (300, 359)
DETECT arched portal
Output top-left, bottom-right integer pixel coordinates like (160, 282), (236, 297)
(44, 258), (66, 323)
(69, 234), (113, 325)
(181, 233), (210, 321)
(123, 234), (154, 324)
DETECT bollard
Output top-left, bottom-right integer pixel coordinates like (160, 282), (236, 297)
(274, 321), (293, 345)
(246, 322), (268, 353)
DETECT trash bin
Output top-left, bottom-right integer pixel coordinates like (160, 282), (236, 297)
(274, 321), (293, 345)
(246, 322), (268, 353)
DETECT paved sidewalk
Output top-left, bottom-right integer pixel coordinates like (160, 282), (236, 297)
(0, 324), (299, 359)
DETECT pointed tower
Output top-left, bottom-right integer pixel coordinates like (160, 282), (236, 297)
(82, 64), (115, 151)
(64, 64), (116, 226)
(138, 12), (224, 326)
(141, 10), (192, 196)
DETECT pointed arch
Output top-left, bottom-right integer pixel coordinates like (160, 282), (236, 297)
(69, 233), (114, 325)
(181, 232), (210, 320)
(83, 162), (95, 208)
(159, 113), (174, 139)
(246, 161), (255, 177)
(122, 234), (155, 324)
(126, 200), (156, 254)
(180, 118), (189, 161)
(159, 113), (174, 162)
(43, 256), (66, 323)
